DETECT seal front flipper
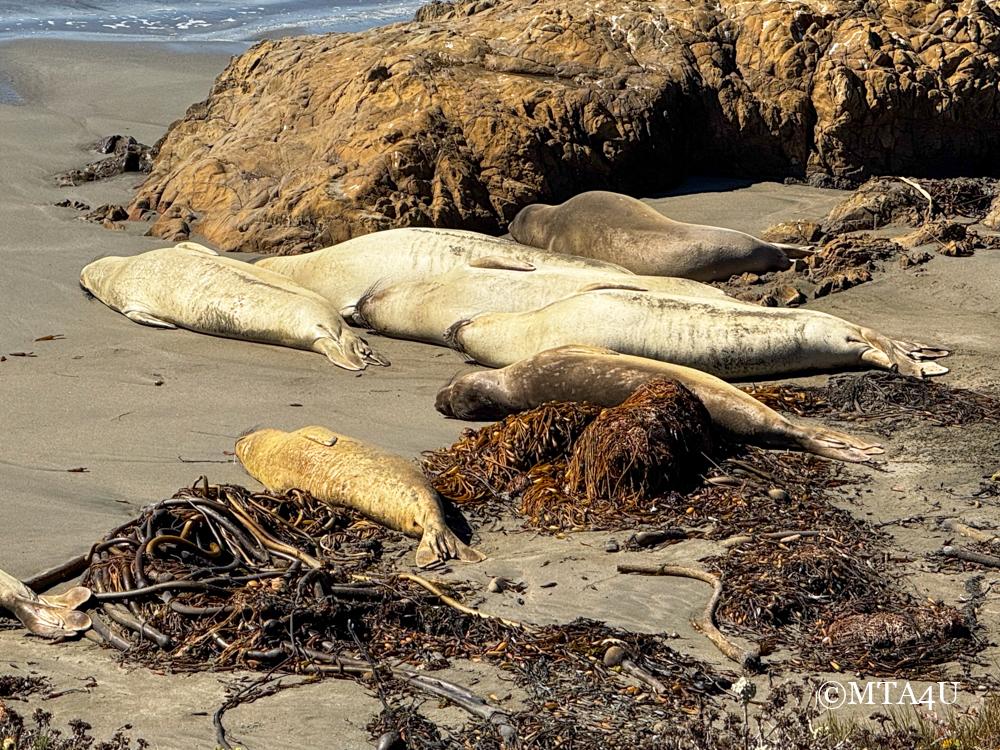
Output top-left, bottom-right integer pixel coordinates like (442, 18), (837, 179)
(467, 256), (536, 272)
(297, 425), (339, 446)
(415, 523), (486, 568)
(123, 309), (176, 328)
(173, 241), (219, 256)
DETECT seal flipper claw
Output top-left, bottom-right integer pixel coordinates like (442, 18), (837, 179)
(124, 309), (176, 328)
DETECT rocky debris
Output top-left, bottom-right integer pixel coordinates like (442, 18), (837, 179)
(823, 176), (1000, 234)
(146, 203), (196, 242)
(57, 134), (154, 187)
(130, 0), (1000, 253)
(717, 233), (925, 304)
(53, 198), (90, 211)
(760, 221), (824, 245)
(82, 203), (129, 230)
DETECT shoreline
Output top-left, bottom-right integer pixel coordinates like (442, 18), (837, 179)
(1, 36), (998, 748)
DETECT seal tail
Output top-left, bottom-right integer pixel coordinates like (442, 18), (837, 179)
(415, 523), (486, 568)
(860, 329), (950, 378)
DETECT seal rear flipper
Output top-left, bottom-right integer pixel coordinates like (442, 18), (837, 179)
(124, 309), (176, 329)
(859, 330), (950, 378)
(769, 242), (816, 258)
(10, 597), (92, 638)
(415, 525), (486, 568)
(314, 336), (367, 371)
(39, 585), (91, 610)
(799, 428), (884, 463)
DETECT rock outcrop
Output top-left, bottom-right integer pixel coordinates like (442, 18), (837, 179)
(133, 0), (1000, 253)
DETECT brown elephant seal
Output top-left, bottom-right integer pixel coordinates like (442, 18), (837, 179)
(509, 191), (802, 281)
(354, 257), (732, 345)
(0, 567), (91, 638)
(445, 289), (950, 379)
(436, 346), (884, 463)
(235, 425), (485, 568)
(80, 243), (387, 371)
(255, 227), (639, 319)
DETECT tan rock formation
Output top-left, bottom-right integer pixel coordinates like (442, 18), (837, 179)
(132, 0), (1000, 253)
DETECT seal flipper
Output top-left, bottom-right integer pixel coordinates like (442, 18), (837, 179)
(11, 597), (92, 639)
(39, 586), (92, 610)
(578, 282), (649, 293)
(297, 425), (339, 446)
(797, 427), (884, 463)
(124, 309), (177, 329)
(415, 523), (486, 568)
(174, 241), (219, 256)
(468, 256), (536, 272)
(859, 330), (950, 378)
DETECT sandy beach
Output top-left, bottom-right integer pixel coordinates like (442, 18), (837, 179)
(1, 38), (999, 749)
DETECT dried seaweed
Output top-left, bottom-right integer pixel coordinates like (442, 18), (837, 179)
(745, 371), (1000, 432)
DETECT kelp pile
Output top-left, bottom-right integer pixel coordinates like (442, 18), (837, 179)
(425, 378), (715, 530)
(69, 480), (731, 749)
(706, 538), (978, 678)
(745, 371), (1000, 432)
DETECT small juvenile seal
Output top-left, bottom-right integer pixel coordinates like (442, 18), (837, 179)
(509, 191), (801, 281)
(80, 243), (387, 371)
(445, 289), (950, 379)
(235, 426), (486, 567)
(0, 567), (91, 638)
(435, 345), (884, 463)
(354, 257), (731, 345)
(256, 227), (640, 318)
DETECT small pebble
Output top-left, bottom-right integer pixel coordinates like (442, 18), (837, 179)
(604, 539), (620, 553)
(486, 577), (506, 594)
(603, 645), (626, 667)
(767, 488), (790, 501)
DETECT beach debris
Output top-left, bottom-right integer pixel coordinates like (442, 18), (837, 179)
(760, 221), (824, 245)
(745, 371), (1000, 433)
(82, 204), (129, 230)
(53, 199), (90, 211)
(55, 135), (154, 187)
(941, 545), (1000, 570)
(33, 334), (65, 342)
(23, 479), (728, 748)
(620, 561), (761, 671)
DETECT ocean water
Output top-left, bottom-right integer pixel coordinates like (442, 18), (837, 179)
(0, 0), (427, 42)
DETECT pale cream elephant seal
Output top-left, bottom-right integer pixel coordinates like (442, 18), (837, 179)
(509, 191), (804, 281)
(235, 425), (486, 568)
(435, 346), (884, 463)
(255, 227), (642, 318)
(445, 289), (950, 379)
(80, 242), (388, 371)
(353, 257), (733, 345)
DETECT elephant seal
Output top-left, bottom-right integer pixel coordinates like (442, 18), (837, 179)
(509, 191), (801, 281)
(80, 242), (387, 371)
(354, 257), (732, 345)
(445, 289), (950, 379)
(0, 567), (91, 638)
(235, 425), (486, 568)
(435, 346), (884, 463)
(256, 227), (641, 318)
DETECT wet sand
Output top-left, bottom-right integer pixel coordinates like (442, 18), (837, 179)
(0, 38), (998, 748)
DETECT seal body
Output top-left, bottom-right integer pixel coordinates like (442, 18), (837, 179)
(0, 568), (91, 638)
(235, 426), (485, 567)
(255, 227), (639, 318)
(80, 243), (387, 371)
(509, 191), (795, 281)
(354, 258), (732, 345)
(436, 345), (884, 463)
(446, 290), (949, 379)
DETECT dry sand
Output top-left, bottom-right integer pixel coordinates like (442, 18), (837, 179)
(0, 39), (998, 749)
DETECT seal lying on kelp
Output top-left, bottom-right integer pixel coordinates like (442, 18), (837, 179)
(0, 567), (91, 638)
(445, 289), (950, 379)
(435, 345), (884, 463)
(256, 227), (663, 318)
(509, 191), (805, 281)
(354, 258), (732, 345)
(235, 426), (485, 568)
(80, 242), (387, 371)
